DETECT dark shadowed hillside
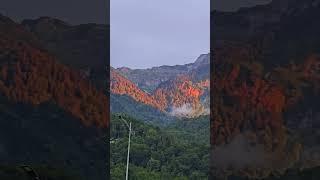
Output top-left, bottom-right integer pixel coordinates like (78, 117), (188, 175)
(21, 17), (109, 89)
(0, 14), (108, 180)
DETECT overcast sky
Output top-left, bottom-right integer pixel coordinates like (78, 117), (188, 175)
(111, 0), (210, 69)
(111, 0), (272, 69)
(1, 0), (272, 69)
(1, 0), (108, 24)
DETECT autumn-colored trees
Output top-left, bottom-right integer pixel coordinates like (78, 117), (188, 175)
(111, 69), (209, 117)
(212, 41), (320, 178)
(0, 32), (108, 128)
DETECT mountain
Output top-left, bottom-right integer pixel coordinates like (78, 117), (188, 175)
(110, 68), (162, 110)
(0, 15), (108, 180)
(211, 0), (320, 179)
(213, 0), (320, 68)
(116, 54), (209, 93)
(213, 0), (320, 43)
(0, 14), (108, 127)
(153, 74), (209, 117)
(21, 17), (109, 89)
(110, 54), (210, 119)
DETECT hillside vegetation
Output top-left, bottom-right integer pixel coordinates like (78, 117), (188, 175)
(111, 114), (209, 179)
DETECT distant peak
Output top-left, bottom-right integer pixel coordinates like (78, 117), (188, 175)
(194, 53), (210, 65)
(21, 16), (70, 28)
(0, 14), (15, 24)
(117, 67), (132, 71)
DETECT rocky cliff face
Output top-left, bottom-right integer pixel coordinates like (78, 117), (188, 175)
(116, 54), (209, 93)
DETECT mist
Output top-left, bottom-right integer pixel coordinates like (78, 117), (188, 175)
(169, 103), (210, 118)
(211, 134), (268, 169)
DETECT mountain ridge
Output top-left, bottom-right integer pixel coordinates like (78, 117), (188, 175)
(110, 54), (210, 119)
(20, 16), (109, 89)
(115, 53), (209, 92)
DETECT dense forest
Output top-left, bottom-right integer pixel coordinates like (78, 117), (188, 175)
(110, 114), (209, 179)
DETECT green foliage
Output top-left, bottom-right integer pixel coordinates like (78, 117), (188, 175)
(110, 94), (176, 125)
(111, 113), (209, 180)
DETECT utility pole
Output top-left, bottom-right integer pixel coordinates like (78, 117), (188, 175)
(125, 122), (131, 180)
(119, 116), (132, 180)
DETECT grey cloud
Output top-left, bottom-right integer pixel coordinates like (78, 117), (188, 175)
(111, 0), (210, 69)
(1, 0), (108, 24)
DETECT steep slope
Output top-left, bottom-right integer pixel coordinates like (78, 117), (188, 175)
(153, 74), (209, 117)
(211, 0), (320, 178)
(116, 65), (187, 93)
(110, 54), (210, 119)
(110, 68), (162, 110)
(0, 15), (41, 49)
(21, 17), (109, 88)
(212, 48), (320, 179)
(116, 54), (209, 93)
(0, 15), (108, 180)
(0, 26), (108, 128)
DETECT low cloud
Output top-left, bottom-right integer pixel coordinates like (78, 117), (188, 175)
(169, 103), (210, 118)
(211, 134), (268, 169)
(169, 104), (194, 117)
(211, 131), (320, 178)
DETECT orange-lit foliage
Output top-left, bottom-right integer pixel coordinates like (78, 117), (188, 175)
(0, 32), (108, 128)
(212, 44), (288, 147)
(197, 79), (210, 88)
(111, 70), (208, 112)
(153, 75), (205, 110)
(212, 43), (320, 150)
(110, 69), (164, 110)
